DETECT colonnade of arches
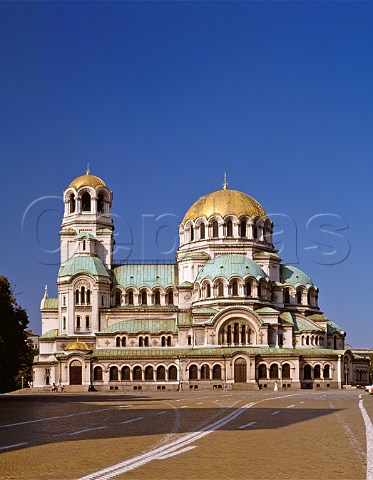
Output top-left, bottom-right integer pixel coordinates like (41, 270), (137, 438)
(283, 287), (318, 307)
(218, 321), (254, 345)
(114, 335), (173, 347)
(64, 189), (111, 216)
(93, 364), (179, 382)
(113, 287), (176, 307)
(195, 277), (271, 301)
(181, 216), (273, 246)
(301, 334), (325, 347)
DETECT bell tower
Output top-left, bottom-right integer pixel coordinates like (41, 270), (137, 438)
(60, 166), (114, 269)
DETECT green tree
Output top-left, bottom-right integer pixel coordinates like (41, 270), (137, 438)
(0, 276), (35, 393)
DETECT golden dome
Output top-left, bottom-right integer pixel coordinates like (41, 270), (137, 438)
(69, 167), (107, 190)
(65, 339), (90, 351)
(182, 187), (266, 223)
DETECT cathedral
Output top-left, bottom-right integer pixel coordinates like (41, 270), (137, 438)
(33, 170), (367, 391)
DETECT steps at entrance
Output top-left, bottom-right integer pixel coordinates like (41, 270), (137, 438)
(231, 383), (259, 391)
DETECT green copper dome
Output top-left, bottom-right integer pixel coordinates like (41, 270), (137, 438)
(280, 265), (314, 288)
(58, 255), (109, 278)
(196, 254), (268, 283)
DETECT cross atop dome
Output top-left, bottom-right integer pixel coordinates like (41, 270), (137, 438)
(222, 172), (228, 190)
(86, 163), (90, 175)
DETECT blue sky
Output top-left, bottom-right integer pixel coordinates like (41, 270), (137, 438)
(1, 1), (372, 347)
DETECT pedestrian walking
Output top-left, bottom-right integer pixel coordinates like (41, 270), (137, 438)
(274, 381), (278, 392)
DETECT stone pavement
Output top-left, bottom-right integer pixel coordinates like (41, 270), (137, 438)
(0, 389), (371, 479)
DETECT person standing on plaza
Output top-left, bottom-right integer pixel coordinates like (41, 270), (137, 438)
(274, 381), (278, 392)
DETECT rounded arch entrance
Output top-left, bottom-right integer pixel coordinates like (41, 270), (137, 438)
(69, 360), (82, 385)
(213, 307), (262, 346)
(234, 357), (247, 383)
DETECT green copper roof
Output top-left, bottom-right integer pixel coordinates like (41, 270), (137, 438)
(308, 314), (329, 322)
(196, 254), (268, 283)
(99, 319), (177, 334)
(255, 307), (280, 314)
(58, 255), (109, 278)
(113, 264), (176, 289)
(75, 232), (96, 239)
(292, 316), (320, 332)
(192, 307), (219, 314)
(280, 265), (314, 288)
(178, 311), (192, 326)
(90, 346), (348, 359)
(40, 329), (59, 338)
(43, 298), (58, 310)
(179, 252), (211, 261)
(327, 321), (344, 335)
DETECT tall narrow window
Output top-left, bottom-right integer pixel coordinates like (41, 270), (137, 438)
(218, 282), (224, 297)
(167, 336), (171, 347)
(63, 295), (66, 306)
(63, 317), (66, 330)
(128, 291), (134, 305)
(80, 286), (85, 304)
(82, 192), (91, 211)
(161, 336), (166, 347)
(253, 224), (258, 239)
(212, 221), (219, 238)
(116, 337), (120, 347)
(115, 291), (121, 306)
(206, 284), (211, 298)
(121, 337), (126, 347)
(86, 289), (91, 305)
(139, 337), (143, 347)
(189, 365), (198, 380)
(190, 225), (194, 241)
(226, 220), (233, 237)
(141, 291), (147, 305)
(75, 289), (79, 304)
(101, 295), (104, 306)
(284, 289), (290, 304)
(231, 281), (238, 296)
(188, 335), (192, 345)
(200, 223), (205, 239)
(76, 316), (81, 329)
(85, 316), (90, 328)
(240, 220), (246, 237)
(155, 290), (161, 305)
(167, 291), (174, 305)
(69, 193), (75, 214)
(144, 336), (149, 347)
(297, 290), (302, 304)
(97, 194), (104, 214)
(245, 281), (252, 297)
(82, 240), (86, 251)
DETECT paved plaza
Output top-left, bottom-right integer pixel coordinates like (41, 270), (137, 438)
(0, 389), (372, 480)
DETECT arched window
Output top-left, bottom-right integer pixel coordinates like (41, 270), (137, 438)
(82, 192), (91, 212)
(167, 336), (172, 347)
(239, 220), (246, 238)
(226, 220), (233, 237)
(168, 365), (177, 380)
(297, 290), (302, 304)
(190, 225), (194, 242)
(116, 337), (120, 347)
(314, 365), (321, 379)
(145, 366), (154, 381)
(144, 336), (149, 347)
(270, 364), (279, 379)
(141, 291), (147, 305)
(139, 337), (143, 347)
(284, 289), (290, 304)
(97, 194), (104, 214)
(189, 365), (198, 380)
(231, 281), (238, 296)
(110, 366), (119, 381)
(80, 286), (85, 304)
(258, 364), (267, 379)
(157, 366), (166, 381)
(333, 336), (337, 349)
(282, 363), (291, 378)
(200, 223), (205, 239)
(115, 291), (121, 306)
(241, 325), (246, 344)
(155, 290), (161, 305)
(217, 282), (224, 297)
(82, 240), (86, 251)
(69, 193), (75, 214)
(86, 289), (91, 305)
(63, 317), (66, 330)
(85, 316), (90, 329)
(253, 224), (258, 239)
(167, 291), (174, 305)
(133, 366), (142, 381)
(188, 335), (192, 345)
(161, 336), (166, 347)
(206, 283), (211, 298)
(323, 365), (330, 379)
(303, 364), (312, 380)
(212, 221), (219, 238)
(212, 365), (222, 380)
(201, 365), (210, 381)
(76, 316), (81, 329)
(233, 323), (239, 344)
(307, 291), (311, 305)
(75, 289), (79, 304)
(227, 325), (232, 344)
(245, 281), (252, 297)
(122, 366), (130, 381)
(93, 366), (103, 381)
(128, 291), (134, 305)
(121, 337), (126, 347)
(257, 283), (262, 298)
